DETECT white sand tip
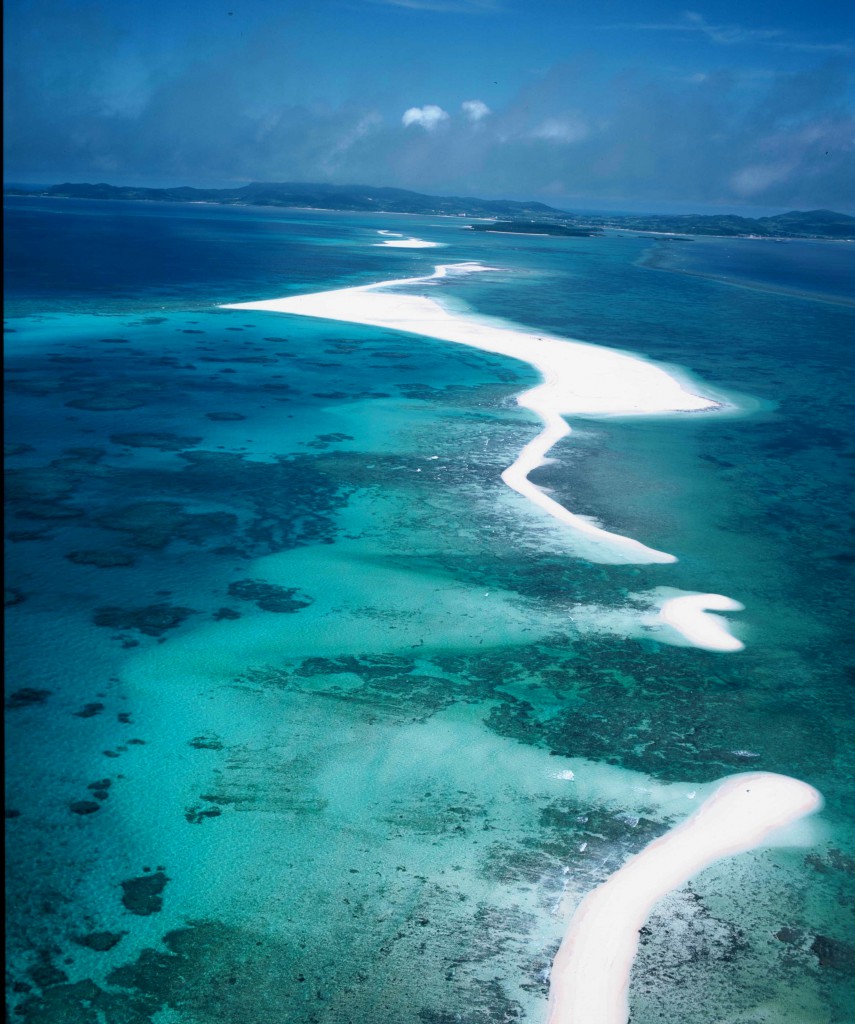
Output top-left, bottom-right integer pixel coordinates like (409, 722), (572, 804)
(547, 771), (822, 1024)
(657, 592), (745, 651)
(571, 588), (746, 652)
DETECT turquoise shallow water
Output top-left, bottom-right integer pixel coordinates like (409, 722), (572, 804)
(4, 198), (855, 1022)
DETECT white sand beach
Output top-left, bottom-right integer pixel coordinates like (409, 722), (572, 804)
(547, 772), (823, 1024)
(223, 262), (727, 566)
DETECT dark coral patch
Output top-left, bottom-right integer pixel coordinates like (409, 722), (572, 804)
(188, 735), (224, 750)
(73, 931), (126, 952)
(227, 579), (312, 613)
(185, 805), (222, 824)
(73, 703), (105, 718)
(5, 688), (51, 709)
(302, 432), (355, 450)
(811, 934), (855, 971)
(93, 603), (197, 637)
(120, 871), (169, 915)
(200, 354), (276, 364)
(6, 466), (75, 503)
(98, 499), (189, 548)
(66, 550), (135, 568)
(110, 432), (203, 452)
(213, 607), (241, 620)
(66, 395), (145, 411)
(88, 779), (112, 799)
(14, 503), (84, 520)
(96, 501), (236, 549)
(27, 960), (69, 989)
(70, 801), (101, 815)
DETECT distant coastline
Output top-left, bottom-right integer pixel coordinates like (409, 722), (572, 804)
(5, 182), (855, 240)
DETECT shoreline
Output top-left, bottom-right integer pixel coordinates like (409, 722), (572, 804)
(6, 194), (852, 240)
(222, 261), (733, 567)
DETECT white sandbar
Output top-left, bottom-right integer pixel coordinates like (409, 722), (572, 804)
(373, 236), (443, 248)
(657, 591), (745, 651)
(222, 262), (724, 565)
(547, 772), (822, 1024)
(572, 587), (745, 652)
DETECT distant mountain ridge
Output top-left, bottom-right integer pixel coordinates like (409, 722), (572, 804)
(5, 181), (855, 238)
(6, 180), (558, 219)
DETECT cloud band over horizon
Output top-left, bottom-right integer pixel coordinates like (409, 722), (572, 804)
(4, 0), (854, 212)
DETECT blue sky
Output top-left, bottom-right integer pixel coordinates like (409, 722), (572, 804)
(4, 0), (854, 212)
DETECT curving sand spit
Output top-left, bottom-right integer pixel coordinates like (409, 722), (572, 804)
(223, 262), (727, 566)
(546, 772), (822, 1024)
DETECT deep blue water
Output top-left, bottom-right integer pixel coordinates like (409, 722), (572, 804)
(3, 196), (409, 313)
(5, 196), (855, 1023)
(641, 233), (855, 305)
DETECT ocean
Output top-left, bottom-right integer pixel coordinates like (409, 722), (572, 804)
(4, 195), (855, 1023)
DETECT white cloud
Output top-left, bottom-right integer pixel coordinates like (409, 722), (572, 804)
(531, 117), (589, 144)
(608, 11), (781, 45)
(366, 0), (501, 10)
(729, 162), (795, 197)
(461, 99), (491, 122)
(770, 40), (855, 54)
(606, 10), (850, 51)
(682, 11), (781, 46)
(322, 113), (384, 171)
(402, 104), (450, 130)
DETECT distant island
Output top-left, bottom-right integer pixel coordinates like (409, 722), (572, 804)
(5, 181), (855, 240)
(594, 208), (855, 240)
